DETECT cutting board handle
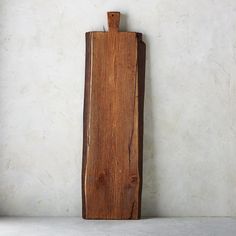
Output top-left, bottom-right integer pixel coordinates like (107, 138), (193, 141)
(107, 12), (120, 32)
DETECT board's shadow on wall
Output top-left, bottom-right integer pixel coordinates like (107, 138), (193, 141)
(119, 13), (127, 32)
(141, 34), (158, 218)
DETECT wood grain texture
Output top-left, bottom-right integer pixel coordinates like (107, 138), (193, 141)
(82, 12), (146, 220)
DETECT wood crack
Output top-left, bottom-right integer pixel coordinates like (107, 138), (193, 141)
(129, 201), (135, 219)
(128, 68), (137, 167)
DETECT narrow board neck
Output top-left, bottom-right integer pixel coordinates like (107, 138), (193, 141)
(107, 12), (120, 32)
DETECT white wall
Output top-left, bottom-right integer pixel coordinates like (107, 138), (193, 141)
(0, 0), (236, 217)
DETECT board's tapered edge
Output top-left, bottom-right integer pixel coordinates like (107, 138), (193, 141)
(137, 33), (146, 219)
(82, 32), (92, 219)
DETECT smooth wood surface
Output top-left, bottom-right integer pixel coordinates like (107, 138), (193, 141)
(82, 12), (146, 220)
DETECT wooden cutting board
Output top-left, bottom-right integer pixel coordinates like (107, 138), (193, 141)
(82, 12), (146, 220)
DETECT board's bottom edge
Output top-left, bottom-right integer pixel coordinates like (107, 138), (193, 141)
(82, 216), (141, 220)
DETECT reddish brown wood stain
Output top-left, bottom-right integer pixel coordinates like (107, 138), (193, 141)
(82, 12), (146, 219)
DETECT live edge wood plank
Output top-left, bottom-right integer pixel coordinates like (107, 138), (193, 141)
(82, 12), (146, 220)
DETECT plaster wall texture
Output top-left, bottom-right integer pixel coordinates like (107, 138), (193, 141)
(0, 0), (236, 216)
